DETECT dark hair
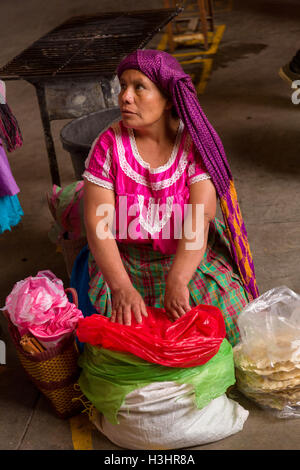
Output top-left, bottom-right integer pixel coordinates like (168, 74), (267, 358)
(171, 105), (179, 119)
(160, 87), (179, 119)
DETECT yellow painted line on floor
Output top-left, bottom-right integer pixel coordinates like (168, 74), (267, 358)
(196, 59), (213, 95)
(69, 413), (93, 450)
(156, 22), (224, 96)
(177, 58), (213, 95)
(173, 24), (226, 57)
(179, 57), (205, 65)
(157, 24), (225, 56)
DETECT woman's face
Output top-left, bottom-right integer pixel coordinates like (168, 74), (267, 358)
(118, 69), (171, 128)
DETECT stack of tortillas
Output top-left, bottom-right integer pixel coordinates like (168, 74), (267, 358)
(233, 340), (300, 416)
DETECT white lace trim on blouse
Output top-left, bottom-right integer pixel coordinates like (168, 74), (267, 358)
(189, 173), (211, 185)
(128, 120), (184, 174)
(82, 170), (114, 190)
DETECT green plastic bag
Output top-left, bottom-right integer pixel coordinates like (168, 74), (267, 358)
(78, 338), (235, 424)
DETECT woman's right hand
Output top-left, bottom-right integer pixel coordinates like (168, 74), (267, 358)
(110, 283), (148, 326)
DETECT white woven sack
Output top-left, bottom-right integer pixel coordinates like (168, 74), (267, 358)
(91, 381), (249, 450)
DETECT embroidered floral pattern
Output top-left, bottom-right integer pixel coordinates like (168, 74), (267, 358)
(137, 195), (175, 235)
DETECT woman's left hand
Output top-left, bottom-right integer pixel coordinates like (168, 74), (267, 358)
(164, 277), (191, 321)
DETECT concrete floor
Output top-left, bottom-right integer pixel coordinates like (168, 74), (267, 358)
(1, 0), (300, 451)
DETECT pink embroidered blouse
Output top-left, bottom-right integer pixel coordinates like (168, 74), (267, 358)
(83, 120), (211, 255)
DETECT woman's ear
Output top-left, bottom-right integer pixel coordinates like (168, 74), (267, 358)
(165, 99), (173, 111)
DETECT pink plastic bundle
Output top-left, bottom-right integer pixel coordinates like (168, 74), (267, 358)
(4, 270), (83, 349)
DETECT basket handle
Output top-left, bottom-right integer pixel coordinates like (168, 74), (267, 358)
(65, 288), (79, 308)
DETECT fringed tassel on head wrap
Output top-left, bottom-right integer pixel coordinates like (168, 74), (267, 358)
(220, 181), (259, 301)
(0, 80), (23, 152)
(117, 50), (259, 301)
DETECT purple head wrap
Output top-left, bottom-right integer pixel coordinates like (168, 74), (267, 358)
(117, 49), (232, 199)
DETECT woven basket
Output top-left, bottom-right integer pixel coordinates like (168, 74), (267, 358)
(4, 288), (84, 419)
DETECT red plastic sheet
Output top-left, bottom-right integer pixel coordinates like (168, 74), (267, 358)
(76, 304), (226, 368)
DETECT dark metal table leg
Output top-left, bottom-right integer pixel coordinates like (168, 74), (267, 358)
(34, 83), (61, 186)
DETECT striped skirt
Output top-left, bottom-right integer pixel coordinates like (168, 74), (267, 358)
(87, 217), (249, 347)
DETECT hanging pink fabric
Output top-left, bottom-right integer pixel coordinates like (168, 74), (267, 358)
(0, 80), (23, 152)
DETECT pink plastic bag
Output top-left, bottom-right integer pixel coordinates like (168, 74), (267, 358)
(4, 270), (83, 348)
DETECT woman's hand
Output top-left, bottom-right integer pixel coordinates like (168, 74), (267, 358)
(164, 276), (191, 321)
(110, 283), (148, 326)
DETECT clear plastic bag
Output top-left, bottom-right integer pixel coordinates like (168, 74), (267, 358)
(233, 286), (300, 419)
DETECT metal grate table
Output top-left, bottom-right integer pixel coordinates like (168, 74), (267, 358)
(0, 8), (181, 185)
